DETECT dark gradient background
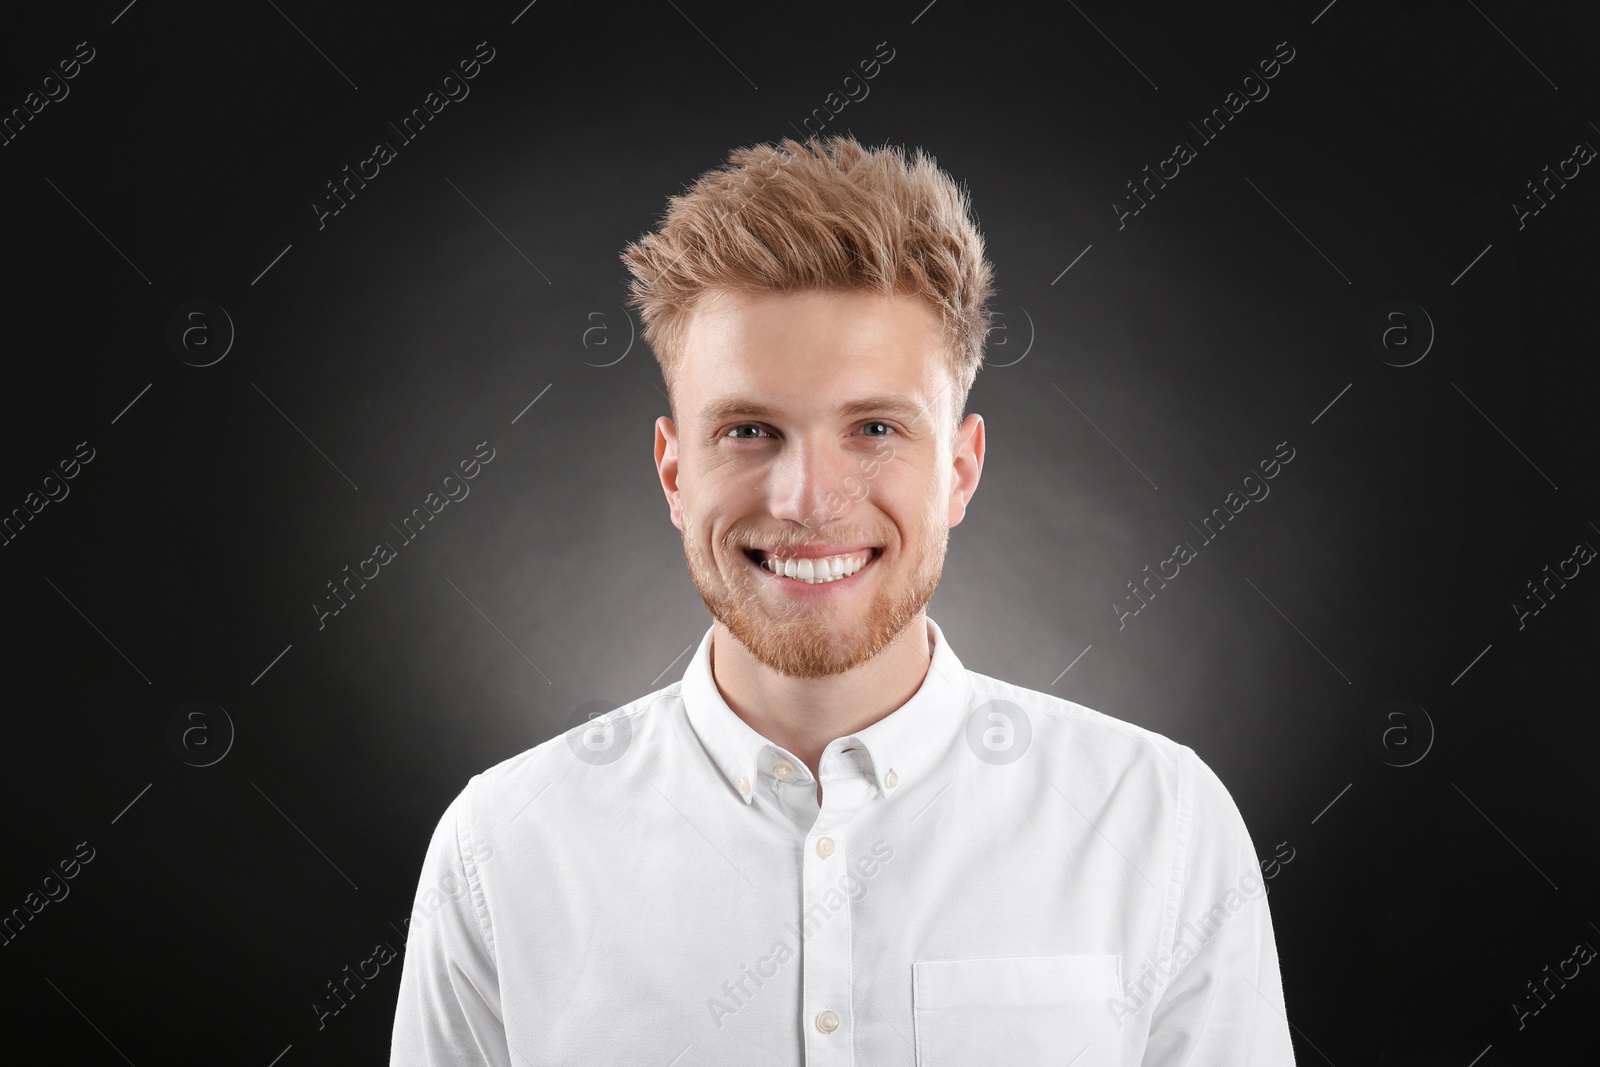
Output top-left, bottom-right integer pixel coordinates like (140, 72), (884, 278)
(2, 0), (1597, 1062)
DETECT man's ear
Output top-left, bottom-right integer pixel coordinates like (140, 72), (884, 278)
(947, 413), (985, 528)
(655, 416), (684, 530)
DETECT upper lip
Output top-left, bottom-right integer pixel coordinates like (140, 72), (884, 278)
(745, 543), (880, 560)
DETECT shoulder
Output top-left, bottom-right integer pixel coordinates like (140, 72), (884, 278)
(443, 683), (683, 840)
(965, 669), (1191, 777)
(962, 669), (1241, 827)
(964, 670), (1259, 899)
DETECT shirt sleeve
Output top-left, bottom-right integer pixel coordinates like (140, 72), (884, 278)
(389, 779), (512, 1067)
(1141, 747), (1297, 1066)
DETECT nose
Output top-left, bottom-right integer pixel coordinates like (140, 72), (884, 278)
(766, 432), (864, 531)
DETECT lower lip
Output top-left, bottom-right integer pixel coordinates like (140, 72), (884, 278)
(746, 548), (880, 596)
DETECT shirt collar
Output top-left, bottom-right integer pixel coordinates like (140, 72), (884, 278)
(679, 616), (970, 805)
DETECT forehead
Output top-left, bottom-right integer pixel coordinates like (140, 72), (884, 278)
(678, 289), (951, 422)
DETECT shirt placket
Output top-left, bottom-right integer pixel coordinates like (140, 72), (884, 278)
(799, 747), (876, 1066)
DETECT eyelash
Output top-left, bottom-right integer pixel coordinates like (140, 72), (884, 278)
(724, 421), (899, 442)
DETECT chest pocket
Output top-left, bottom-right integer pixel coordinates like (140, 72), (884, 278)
(912, 954), (1124, 1067)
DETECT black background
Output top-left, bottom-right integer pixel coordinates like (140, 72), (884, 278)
(1, 0), (1596, 1062)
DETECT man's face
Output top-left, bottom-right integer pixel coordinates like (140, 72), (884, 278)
(654, 288), (984, 679)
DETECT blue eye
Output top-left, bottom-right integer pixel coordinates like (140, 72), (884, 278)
(722, 422), (899, 442)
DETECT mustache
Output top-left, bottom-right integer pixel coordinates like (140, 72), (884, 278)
(730, 532), (886, 552)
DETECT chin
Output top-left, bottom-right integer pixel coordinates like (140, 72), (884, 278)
(681, 522), (946, 677)
(729, 579), (940, 683)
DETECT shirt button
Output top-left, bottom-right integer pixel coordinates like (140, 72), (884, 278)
(772, 760), (795, 780)
(815, 836), (835, 858)
(885, 769), (899, 789)
(737, 776), (750, 795)
(815, 1009), (840, 1034)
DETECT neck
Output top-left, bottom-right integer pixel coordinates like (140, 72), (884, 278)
(709, 613), (934, 781)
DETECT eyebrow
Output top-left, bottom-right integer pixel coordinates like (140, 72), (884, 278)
(699, 393), (934, 427)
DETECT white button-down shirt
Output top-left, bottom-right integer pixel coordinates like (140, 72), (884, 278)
(390, 616), (1295, 1065)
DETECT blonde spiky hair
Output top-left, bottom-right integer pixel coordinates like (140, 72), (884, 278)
(619, 135), (996, 436)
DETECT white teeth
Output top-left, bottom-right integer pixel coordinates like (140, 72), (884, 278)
(758, 550), (872, 584)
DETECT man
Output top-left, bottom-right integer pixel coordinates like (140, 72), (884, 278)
(390, 135), (1296, 1065)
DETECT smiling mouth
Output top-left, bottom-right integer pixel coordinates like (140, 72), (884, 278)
(742, 547), (880, 585)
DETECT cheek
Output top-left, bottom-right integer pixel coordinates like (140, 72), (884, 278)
(866, 472), (941, 538)
(679, 461), (733, 519)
